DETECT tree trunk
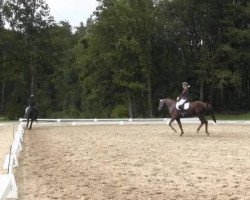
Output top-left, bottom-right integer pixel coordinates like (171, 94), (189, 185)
(248, 79), (250, 95)
(146, 72), (153, 117)
(220, 84), (224, 105)
(0, 82), (5, 113)
(208, 86), (214, 104)
(31, 73), (35, 94)
(127, 91), (133, 118)
(199, 79), (204, 101)
(1, 50), (6, 113)
(29, 38), (35, 94)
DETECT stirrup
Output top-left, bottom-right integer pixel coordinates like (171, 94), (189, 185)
(181, 111), (186, 116)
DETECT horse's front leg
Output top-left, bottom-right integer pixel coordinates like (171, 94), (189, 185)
(29, 120), (33, 130)
(26, 118), (29, 129)
(176, 118), (184, 136)
(168, 118), (177, 133)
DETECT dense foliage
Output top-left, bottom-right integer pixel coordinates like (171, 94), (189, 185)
(0, 0), (249, 119)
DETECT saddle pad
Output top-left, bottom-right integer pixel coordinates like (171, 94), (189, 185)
(176, 102), (190, 110)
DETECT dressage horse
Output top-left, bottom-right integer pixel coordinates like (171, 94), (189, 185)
(26, 107), (38, 130)
(158, 98), (216, 136)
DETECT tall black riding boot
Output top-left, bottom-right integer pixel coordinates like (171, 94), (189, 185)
(178, 104), (186, 116)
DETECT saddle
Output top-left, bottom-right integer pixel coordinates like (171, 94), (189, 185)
(176, 102), (190, 110)
(25, 106), (38, 117)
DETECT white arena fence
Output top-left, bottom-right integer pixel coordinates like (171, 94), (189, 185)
(0, 124), (23, 199)
(1, 117), (250, 199)
(18, 117), (250, 126)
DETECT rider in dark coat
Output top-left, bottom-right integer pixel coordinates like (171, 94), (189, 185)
(28, 94), (36, 108)
(176, 82), (190, 115)
(25, 94), (36, 117)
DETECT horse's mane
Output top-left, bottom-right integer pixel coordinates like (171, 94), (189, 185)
(160, 98), (177, 112)
(164, 98), (176, 103)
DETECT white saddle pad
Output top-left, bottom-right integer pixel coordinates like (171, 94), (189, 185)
(176, 102), (190, 110)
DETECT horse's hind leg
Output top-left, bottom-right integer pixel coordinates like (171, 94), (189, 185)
(197, 116), (209, 135)
(26, 118), (29, 129)
(197, 122), (204, 133)
(29, 120), (33, 130)
(169, 118), (177, 133)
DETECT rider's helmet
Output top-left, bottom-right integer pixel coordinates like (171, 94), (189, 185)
(30, 94), (34, 98)
(182, 82), (188, 87)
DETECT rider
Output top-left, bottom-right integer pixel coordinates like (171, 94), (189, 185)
(25, 94), (36, 116)
(176, 82), (190, 116)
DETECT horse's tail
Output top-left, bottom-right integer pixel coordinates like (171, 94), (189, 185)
(205, 103), (217, 123)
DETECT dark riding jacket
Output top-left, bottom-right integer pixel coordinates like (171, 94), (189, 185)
(179, 86), (189, 100)
(28, 97), (36, 107)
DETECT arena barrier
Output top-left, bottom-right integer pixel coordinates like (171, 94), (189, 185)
(0, 124), (24, 199)
(18, 117), (250, 126)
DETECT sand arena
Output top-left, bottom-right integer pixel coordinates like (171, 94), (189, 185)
(1, 122), (250, 199)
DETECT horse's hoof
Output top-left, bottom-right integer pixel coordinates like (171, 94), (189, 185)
(180, 133), (184, 136)
(206, 132), (209, 136)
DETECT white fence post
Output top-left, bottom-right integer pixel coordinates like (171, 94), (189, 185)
(0, 123), (24, 199)
(0, 174), (18, 199)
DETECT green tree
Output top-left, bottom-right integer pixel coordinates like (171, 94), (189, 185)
(3, 0), (53, 94)
(77, 0), (156, 117)
(45, 22), (79, 117)
(0, 0), (4, 28)
(155, 0), (249, 111)
(0, 29), (28, 117)
(219, 0), (250, 110)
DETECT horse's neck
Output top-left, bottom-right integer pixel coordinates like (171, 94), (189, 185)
(164, 99), (176, 112)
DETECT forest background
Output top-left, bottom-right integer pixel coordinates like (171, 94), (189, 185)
(0, 0), (249, 119)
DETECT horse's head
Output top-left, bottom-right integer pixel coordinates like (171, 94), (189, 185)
(158, 99), (166, 111)
(158, 98), (177, 112)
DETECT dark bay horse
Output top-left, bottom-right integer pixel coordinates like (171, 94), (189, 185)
(26, 107), (38, 130)
(158, 98), (217, 136)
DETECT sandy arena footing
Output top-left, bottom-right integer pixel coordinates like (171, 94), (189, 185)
(1, 123), (249, 200)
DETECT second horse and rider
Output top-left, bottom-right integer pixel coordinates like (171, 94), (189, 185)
(25, 94), (39, 130)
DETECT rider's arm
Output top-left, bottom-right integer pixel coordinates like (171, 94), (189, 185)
(179, 87), (188, 99)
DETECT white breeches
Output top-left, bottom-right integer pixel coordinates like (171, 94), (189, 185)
(25, 107), (29, 116)
(176, 99), (187, 108)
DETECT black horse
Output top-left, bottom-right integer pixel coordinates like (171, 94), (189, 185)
(158, 98), (217, 136)
(26, 107), (38, 130)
